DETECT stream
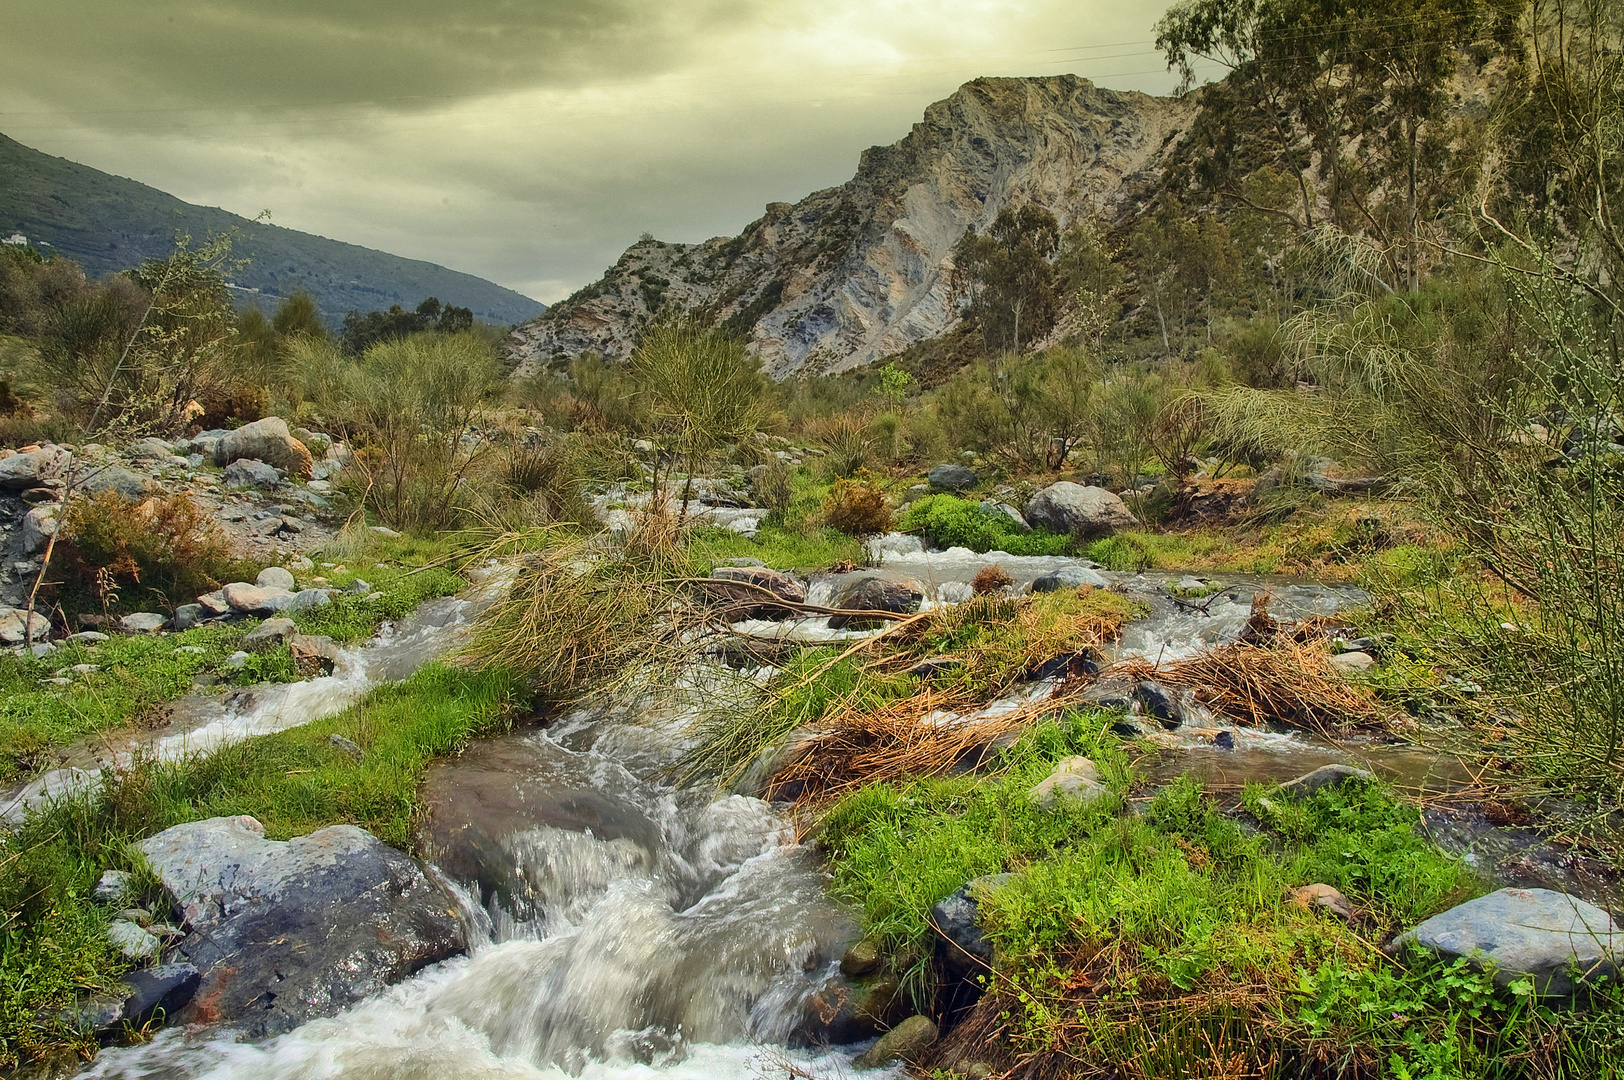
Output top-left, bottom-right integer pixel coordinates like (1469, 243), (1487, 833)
(59, 537), (1611, 1078)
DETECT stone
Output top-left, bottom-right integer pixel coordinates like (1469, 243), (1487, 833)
(1023, 482), (1138, 536)
(1135, 680), (1185, 729)
(256, 566), (297, 590)
(120, 963), (201, 1028)
(1398, 888), (1624, 996)
(292, 633), (343, 676)
(120, 612), (167, 634)
(221, 582), (297, 615)
(346, 579), (373, 595)
(826, 576), (924, 629)
(0, 606), (50, 645)
(196, 590), (231, 617)
(69, 630), (109, 644)
(79, 463), (152, 500)
(840, 939), (882, 978)
(224, 458), (283, 489)
(20, 504), (57, 554)
(172, 603), (204, 632)
(853, 1015), (938, 1069)
(978, 499), (1030, 531)
(213, 417), (314, 479)
(107, 919), (160, 960)
(1030, 564), (1109, 592)
(1330, 650), (1377, 672)
(94, 869), (135, 904)
(222, 651), (249, 669)
(0, 445), (70, 489)
(288, 588), (333, 612)
(240, 617), (297, 653)
(927, 463), (977, 491)
(1028, 756), (1109, 810)
(1291, 883), (1356, 921)
(127, 437), (174, 460)
(931, 873), (1017, 977)
(58, 994), (125, 1037)
(704, 565), (808, 620)
(1280, 763), (1373, 798)
(294, 429), (333, 455)
(327, 733), (363, 760)
(137, 816), (465, 1038)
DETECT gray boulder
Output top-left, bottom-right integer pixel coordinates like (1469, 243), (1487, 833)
(214, 417), (314, 479)
(977, 499), (1030, 532)
(79, 464), (152, 500)
(240, 617), (297, 653)
(852, 1014), (938, 1069)
(120, 612), (167, 634)
(927, 463), (977, 491)
(0, 445), (71, 489)
(256, 566), (297, 591)
(1028, 756), (1109, 809)
(172, 603), (204, 632)
(1398, 888), (1624, 996)
(1023, 482), (1138, 536)
(1030, 565), (1109, 592)
(827, 576), (923, 629)
(126, 437), (174, 461)
(221, 582), (297, 616)
(137, 815), (465, 1038)
(704, 565), (807, 620)
(119, 963), (201, 1029)
(931, 873), (1017, 978)
(224, 459), (282, 490)
(289, 588), (333, 611)
(0, 606), (50, 645)
(1280, 763), (1374, 798)
(20, 504), (57, 555)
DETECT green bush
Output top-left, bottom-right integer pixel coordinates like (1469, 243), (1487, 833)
(901, 494), (1073, 555)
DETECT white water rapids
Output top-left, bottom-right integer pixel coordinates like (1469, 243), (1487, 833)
(60, 537), (1367, 1079)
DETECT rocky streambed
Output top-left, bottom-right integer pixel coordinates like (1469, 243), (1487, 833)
(60, 538), (1624, 1078)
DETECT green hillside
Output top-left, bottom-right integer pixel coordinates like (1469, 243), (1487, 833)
(0, 133), (544, 326)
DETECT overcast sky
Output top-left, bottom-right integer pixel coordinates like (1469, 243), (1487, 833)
(0, 1), (1216, 304)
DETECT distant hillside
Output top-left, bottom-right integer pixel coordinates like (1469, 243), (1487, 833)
(0, 133), (545, 327)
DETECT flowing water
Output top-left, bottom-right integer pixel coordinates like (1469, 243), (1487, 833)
(62, 537), (1602, 1078)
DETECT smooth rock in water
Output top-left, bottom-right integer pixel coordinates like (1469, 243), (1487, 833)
(120, 612), (167, 634)
(853, 1014), (938, 1069)
(213, 417), (314, 479)
(221, 582), (296, 615)
(1028, 756), (1109, 810)
(927, 463), (977, 491)
(120, 963), (201, 1028)
(1135, 680), (1185, 729)
(1280, 763), (1373, 798)
(1023, 482), (1138, 536)
(256, 566), (296, 590)
(1291, 883), (1356, 921)
(126, 437), (174, 461)
(94, 869), (134, 904)
(0, 445), (71, 490)
(241, 617), (297, 653)
(1030, 564), (1109, 592)
(20, 504), (57, 555)
(137, 815), (465, 1038)
(0, 606), (50, 645)
(705, 565), (807, 619)
(978, 499), (1030, 531)
(79, 463), (152, 500)
(224, 459), (283, 490)
(827, 576), (923, 629)
(172, 603), (204, 632)
(1398, 888), (1624, 996)
(108, 919), (160, 961)
(289, 588), (333, 612)
(931, 873), (1017, 977)
(1330, 650), (1376, 672)
(841, 939), (882, 978)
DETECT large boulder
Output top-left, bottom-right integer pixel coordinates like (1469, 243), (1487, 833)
(213, 417), (313, 480)
(826, 576), (923, 629)
(79, 464), (153, 500)
(0, 445), (71, 489)
(224, 459), (283, 490)
(0, 606), (51, 645)
(703, 565), (807, 620)
(20, 504), (57, 555)
(1023, 482), (1138, 536)
(137, 816), (465, 1037)
(930, 873), (1017, 979)
(1397, 888), (1624, 996)
(1030, 565), (1109, 592)
(221, 582), (297, 616)
(927, 464), (977, 491)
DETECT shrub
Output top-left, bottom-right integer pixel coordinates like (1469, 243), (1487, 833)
(902, 494), (1073, 556)
(971, 563), (1014, 594)
(57, 491), (248, 612)
(750, 457), (794, 520)
(823, 477), (894, 536)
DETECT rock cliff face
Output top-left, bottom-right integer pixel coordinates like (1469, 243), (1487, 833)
(508, 76), (1195, 379)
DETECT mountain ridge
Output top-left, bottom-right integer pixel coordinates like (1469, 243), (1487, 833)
(0, 133), (545, 327)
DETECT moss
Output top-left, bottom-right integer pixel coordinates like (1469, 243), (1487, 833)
(902, 494), (1075, 556)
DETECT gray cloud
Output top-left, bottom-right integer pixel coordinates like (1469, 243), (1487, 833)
(1, 1), (1209, 305)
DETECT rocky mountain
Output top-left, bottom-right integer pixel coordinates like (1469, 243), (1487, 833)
(0, 133), (545, 327)
(508, 76), (1195, 379)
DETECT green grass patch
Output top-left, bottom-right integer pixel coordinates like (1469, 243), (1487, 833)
(813, 720), (1608, 1076)
(685, 524), (864, 573)
(0, 662), (527, 1070)
(291, 563), (466, 644)
(901, 494), (1075, 556)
